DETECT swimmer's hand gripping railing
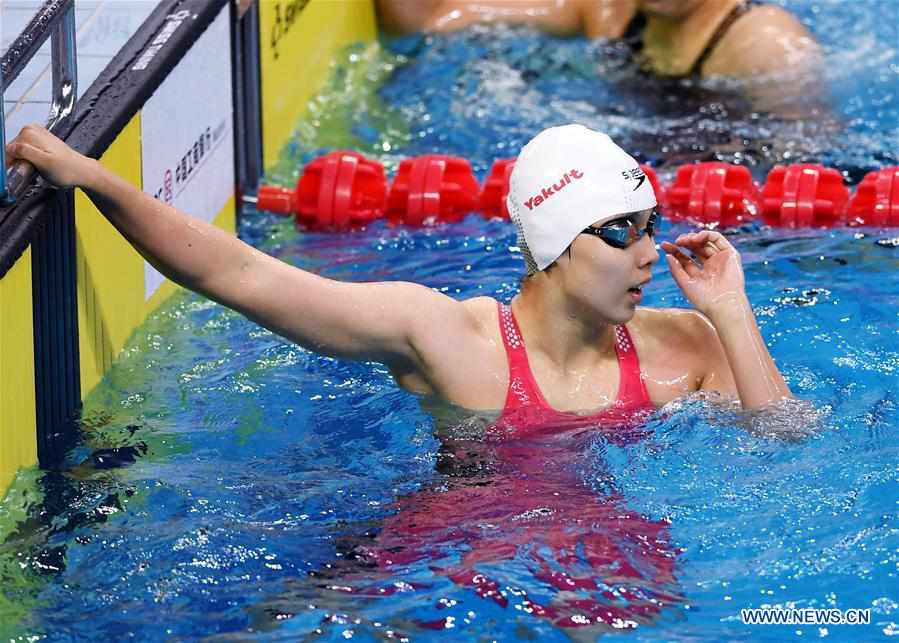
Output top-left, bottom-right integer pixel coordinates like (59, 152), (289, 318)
(0, 0), (77, 210)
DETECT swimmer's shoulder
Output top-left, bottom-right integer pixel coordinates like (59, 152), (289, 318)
(631, 307), (724, 393)
(390, 295), (503, 398)
(631, 306), (719, 355)
(461, 295), (503, 337)
(702, 3), (818, 77)
(733, 3), (813, 39)
(413, 294), (502, 360)
(580, 0), (638, 40)
(376, 0), (445, 35)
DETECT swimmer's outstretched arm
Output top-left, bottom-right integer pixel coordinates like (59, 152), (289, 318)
(662, 231), (793, 412)
(5, 126), (468, 376)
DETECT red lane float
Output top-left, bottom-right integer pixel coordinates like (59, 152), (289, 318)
(666, 162), (758, 226)
(847, 167), (899, 227)
(255, 152), (899, 229)
(386, 155), (480, 226)
(641, 164), (666, 211)
(760, 164), (849, 228)
(479, 158), (516, 220)
(256, 150), (387, 229)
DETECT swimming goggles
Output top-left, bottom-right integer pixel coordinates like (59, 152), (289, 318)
(580, 210), (660, 249)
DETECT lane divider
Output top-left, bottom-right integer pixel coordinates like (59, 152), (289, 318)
(256, 152), (899, 229)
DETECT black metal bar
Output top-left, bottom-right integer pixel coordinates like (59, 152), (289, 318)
(3, 0), (229, 467)
(0, 0), (73, 88)
(233, 0), (263, 204)
(1, 0), (77, 210)
(31, 189), (80, 467)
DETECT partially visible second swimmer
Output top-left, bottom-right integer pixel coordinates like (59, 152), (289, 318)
(377, 0), (821, 113)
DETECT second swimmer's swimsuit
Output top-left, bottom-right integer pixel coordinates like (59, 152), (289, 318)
(490, 302), (655, 438)
(624, 0), (761, 76)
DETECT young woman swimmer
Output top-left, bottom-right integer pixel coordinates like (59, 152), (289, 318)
(6, 123), (793, 433)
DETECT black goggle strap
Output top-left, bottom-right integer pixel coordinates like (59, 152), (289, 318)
(643, 210), (659, 236)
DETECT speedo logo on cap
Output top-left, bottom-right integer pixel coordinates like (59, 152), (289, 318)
(524, 169), (584, 210)
(622, 167), (646, 191)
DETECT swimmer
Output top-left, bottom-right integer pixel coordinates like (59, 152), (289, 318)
(377, 0), (637, 39)
(5, 123), (793, 428)
(634, 0), (818, 79)
(377, 0), (821, 112)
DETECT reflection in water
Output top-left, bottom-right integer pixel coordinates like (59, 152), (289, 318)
(248, 406), (683, 635)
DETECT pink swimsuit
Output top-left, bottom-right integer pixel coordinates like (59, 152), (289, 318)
(491, 302), (655, 439)
(333, 305), (675, 630)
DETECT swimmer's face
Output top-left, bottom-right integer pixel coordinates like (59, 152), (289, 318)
(638, 0), (706, 19)
(554, 208), (659, 324)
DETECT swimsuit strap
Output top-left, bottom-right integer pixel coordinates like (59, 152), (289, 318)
(497, 302), (541, 410)
(622, 12), (647, 51)
(496, 302), (651, 412)
(691, 0), (760, 75)
(612, 324), (652, 406)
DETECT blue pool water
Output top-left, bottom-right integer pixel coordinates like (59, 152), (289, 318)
(2, 1), (898, 641)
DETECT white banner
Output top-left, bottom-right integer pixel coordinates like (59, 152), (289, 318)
(141, 5), (234, 301)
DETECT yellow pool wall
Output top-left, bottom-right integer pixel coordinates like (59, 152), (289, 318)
(0, 0), (376, 499)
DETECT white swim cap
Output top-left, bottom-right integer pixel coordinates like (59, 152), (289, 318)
(507, 124), (657, 274)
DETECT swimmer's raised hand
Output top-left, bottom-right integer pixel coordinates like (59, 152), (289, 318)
(5, 124), (94, 190)
(660, 231), (747, 319)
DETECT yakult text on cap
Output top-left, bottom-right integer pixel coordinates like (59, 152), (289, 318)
(524, 169), (584, 211)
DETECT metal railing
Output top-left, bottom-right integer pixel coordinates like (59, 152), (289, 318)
(0, 0), (78, 209)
